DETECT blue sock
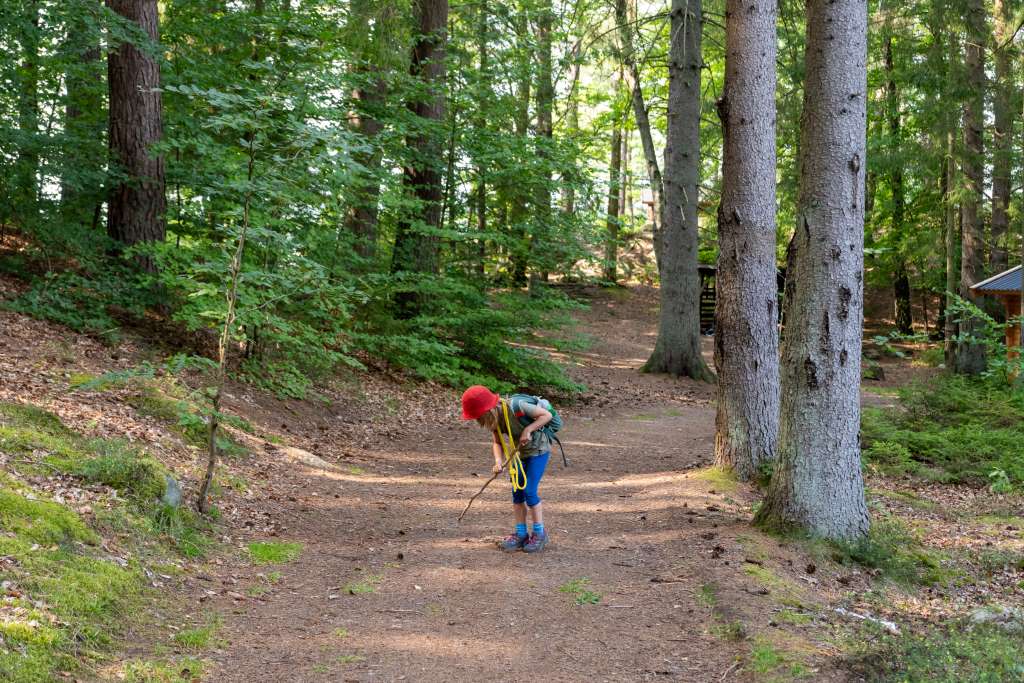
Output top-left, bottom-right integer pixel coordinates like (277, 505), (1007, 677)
(515, 523), (528, 538)
(532, 522), (545, 537)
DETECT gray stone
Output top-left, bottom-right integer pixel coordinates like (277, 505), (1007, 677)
(162, 474), (182, 508)
(969, 606), (1024, 633)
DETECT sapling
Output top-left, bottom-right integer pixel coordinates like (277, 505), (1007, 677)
(197, 135), (255, 514)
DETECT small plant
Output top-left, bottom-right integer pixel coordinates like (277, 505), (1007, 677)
(248, 541), (303, 565)
(123, 657), (205, 683)
(697, 583), (718, 608)
(336, 654), (364, 664)
(558, 577), (602, 605)
(333, 628), (349, 639)
(172, 618), (222, 651)
(711, 621), (747, 641)
(988, 468), (1013, 494)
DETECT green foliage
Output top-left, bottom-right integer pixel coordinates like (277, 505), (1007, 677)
(248, 541), (302, 565)
(123, 657), (205, 683)
(557, 577), (602, 605)
(854, 622), (1024, 682)
(861, 375), (1024, 488)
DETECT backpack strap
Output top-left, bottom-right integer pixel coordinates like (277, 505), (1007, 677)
(551, 433), (568, 467)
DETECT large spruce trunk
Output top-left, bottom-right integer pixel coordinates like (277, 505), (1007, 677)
(990, 0), (1012, 274)
(713, 0), (779, 479)
(755, 0), (869, 540)
(641, 0), (712, 380)
(957, 0), (987, 374)
(883, 27), (912, 334)
(605, 74), (624, 284)
(107, 0), (166, 262)
(390, 0), (448, 286)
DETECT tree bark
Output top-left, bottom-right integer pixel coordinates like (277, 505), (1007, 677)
(755, 0), (869, 540)
(107, 0), (165, 266)
(391, 0), (448, 291)
(532, 0), (555, 287)
(62, 7), (102, 223)
(713, 0), (779, 479)
(473, 2), (489, 276)
(107, 0), (167, 264)
(562, 46), (582, 216)
(346, 76), (387, 261)
(605, 72), (624, 284)
(640, 0), (713, 381)
(884, 27), (912, 334)
(991, 0), (1013, 274)
(957, 0), (987, 374)
(508, 9), (531, 288)
(14, 0), (41, 223)
(616, 0), (662, 267)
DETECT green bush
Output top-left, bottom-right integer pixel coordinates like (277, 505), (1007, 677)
(853, 622), (1024, 682)
(80, 440), (166, 504)
(861, 376), (1024, 488)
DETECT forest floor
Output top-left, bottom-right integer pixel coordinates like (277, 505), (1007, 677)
(2, 281), (1022, 682)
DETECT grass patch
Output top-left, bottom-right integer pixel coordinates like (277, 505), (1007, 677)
(743, 563), (806, 607)
(248, 541), (302, 565)
(557, 577), (602, 605)
(852, 621), (1024, 682)
(0, 401), (209, 557)
(172, 619), (222, 651)
(750, 639), (810, 679)
(336, 654), (364, 664)
(333, 628), (350, 639)
(829, 516), (953, 587)
(869, 487), (938, 511)
(777, 608), (814, 626)
(343, 574), (383, 595)
(861, 375), (1024, 488)
(122, 657), (205, 683)
(710, 621), (747, 641)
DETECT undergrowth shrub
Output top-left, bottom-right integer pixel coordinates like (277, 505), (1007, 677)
(861, 375), (1024, 488)
(829, 515), (952, 586)
(851, 621), (1024, 682)
(354, 274), (585, 395)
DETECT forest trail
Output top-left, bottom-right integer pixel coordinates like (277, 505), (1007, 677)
(189, 288), (842, 682)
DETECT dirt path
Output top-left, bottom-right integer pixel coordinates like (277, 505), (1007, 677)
(192, 289), (803, 682)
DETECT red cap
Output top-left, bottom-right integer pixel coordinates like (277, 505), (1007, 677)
(461, 385), (499, 420)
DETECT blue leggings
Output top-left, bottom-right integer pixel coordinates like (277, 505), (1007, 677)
(512, 452), (550, 507)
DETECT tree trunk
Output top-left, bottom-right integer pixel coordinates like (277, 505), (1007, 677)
(532, 0), (555, 288)
(605, 72), (624, 284)
(957, 0), (987, 374)
(562, 47), (582, 216)
(474, 2), (489, 276)
(346, 78), (386, 262)
(14, 0), (41, 224)
(62, 8), (102, 224)
(991, 0), (1013, 274)
(884, 28), (912, 335)
(640, 0), (713, 381)
(391, 0), (448, 292)
(713, 0), (779, 479)
(508, 9), (531, 288)
(755, 0), (869, 540)
(107, 0), (167, 265)
(616, 0), (662, 267)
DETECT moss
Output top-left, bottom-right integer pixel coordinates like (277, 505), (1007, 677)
(690, 466), (740, 493)
(830, 516), (955, 587)
(0, 483), (144, 682)
(743, 563), (807, 607)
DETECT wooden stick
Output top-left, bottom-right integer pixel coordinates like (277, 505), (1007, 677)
(457, 446), (521, 522)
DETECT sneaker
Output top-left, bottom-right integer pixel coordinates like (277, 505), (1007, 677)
(498, 534), (527, 552)
(523, 532), (548, 553)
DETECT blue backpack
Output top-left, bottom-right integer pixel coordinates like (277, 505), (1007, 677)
(509, 394), (568, 467)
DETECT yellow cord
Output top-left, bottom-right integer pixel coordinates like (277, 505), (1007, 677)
(499, 400), (527, 492)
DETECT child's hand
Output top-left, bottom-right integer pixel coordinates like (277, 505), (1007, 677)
(492, 462), (503, 475)
(519, 427), (533, 445)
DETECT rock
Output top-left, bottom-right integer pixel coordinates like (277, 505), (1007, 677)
(162, 475), (182, 508)
(969, 606), (1024, 633)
